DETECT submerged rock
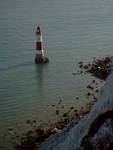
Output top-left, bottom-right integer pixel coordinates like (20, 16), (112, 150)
(56, 110), (60, 115)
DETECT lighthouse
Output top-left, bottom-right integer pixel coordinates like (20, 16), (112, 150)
(35, 26), (49, 63)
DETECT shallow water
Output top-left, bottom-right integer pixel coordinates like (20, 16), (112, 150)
(39, 69), (113, 150)
(0, 0), (113, 149)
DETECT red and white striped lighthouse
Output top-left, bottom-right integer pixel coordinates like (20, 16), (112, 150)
(35, 26), (49, 63)
(36, 26), (44, 56)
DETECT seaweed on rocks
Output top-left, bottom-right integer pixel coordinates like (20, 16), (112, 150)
(79, 56), (113, 80)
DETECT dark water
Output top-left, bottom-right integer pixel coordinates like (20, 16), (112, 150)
(0, 0), (113, 149)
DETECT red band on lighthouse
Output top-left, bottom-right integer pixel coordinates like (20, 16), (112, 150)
(36, 42), (43, 50)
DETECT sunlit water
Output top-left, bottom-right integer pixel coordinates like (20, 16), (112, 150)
(0, 0), (113, 149)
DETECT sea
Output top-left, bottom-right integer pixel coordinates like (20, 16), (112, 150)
(0, 0), (113, 149)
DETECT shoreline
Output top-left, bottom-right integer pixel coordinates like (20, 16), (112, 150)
(13, 98), (97, 150)
(12, 55), (113, 150)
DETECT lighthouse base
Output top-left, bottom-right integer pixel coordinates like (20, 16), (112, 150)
(35, 55), (49, 64)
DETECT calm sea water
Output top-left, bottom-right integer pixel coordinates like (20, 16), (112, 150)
(0, 0), (113, 149)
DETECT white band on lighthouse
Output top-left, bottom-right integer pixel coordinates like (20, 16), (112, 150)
(41, 50), (44, 56)
(37, 35), (42, 42)
(36, 49), (44, 56)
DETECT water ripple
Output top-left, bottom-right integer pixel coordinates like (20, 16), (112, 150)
(0, 60), (33, 72)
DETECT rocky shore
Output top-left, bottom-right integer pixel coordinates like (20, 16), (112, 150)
(11, 99), (97, 150)
(11, 56), (113, 150)
(78, 56), (113, 80)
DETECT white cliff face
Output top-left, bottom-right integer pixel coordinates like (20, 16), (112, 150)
(38, 72), (113, 150)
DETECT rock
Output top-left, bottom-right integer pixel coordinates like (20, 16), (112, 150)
(78, 61), (83, 64)
(95, 89), (99, 93)
(87, 92), (91, 96)
(56, 110), (60, 115)
(63, 113), (68, 117)
(8, 128), (13, 131)
(87, 85), (94, 90)
(75, 113), (79, 117)
(52, 128), (61, 133)
(33, 120), (36, 123)
(83, 65), (89, 69)
(26, 120), (31, 124)
(92, 80), (95, 83)
(70, 106), (74, 110)
(74, 109), (77, 113)
(79, 64), (83, 68)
